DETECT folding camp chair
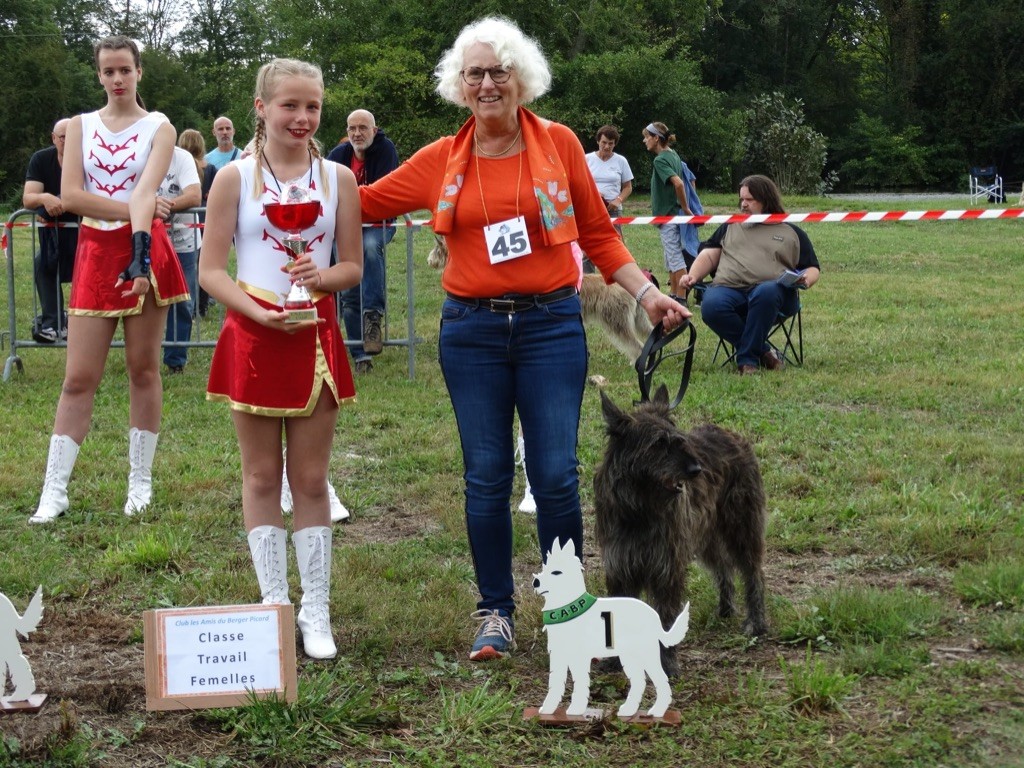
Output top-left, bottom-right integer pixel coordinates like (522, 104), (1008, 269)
(690, 283), (804, 368)
(710, 303), (803, 368)
(969, 166), (1004, 204)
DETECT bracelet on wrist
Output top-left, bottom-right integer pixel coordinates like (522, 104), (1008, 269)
(634, 281), (656, 304)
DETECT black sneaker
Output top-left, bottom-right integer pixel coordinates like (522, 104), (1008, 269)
(33, 326), (59, 344)
(354, 359), (373, 374)
(167, 365), (185, 374)
(362, 311), (383, 355)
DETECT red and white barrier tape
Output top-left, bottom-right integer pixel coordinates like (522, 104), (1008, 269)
(607, 209), (1024, 226)
(6, 209), (1023, 250)
(405, 208), (1024, 227)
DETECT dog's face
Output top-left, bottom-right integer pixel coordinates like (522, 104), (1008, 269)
(600, 387), (702, 493)
(533, 538), (588, 606)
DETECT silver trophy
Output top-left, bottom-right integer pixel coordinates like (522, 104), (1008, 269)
(263, 185), (321, 323)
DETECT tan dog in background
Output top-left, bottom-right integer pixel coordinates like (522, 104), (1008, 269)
(428, 234), (651, 361)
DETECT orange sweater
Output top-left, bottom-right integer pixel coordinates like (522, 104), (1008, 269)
(359, 121), (635, 298)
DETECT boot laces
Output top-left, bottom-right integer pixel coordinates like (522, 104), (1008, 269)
(253, 531), (287, 599)
(40, 440), (65, 501)
(301, 530), (330, 631)
(128, 432), (153, 487)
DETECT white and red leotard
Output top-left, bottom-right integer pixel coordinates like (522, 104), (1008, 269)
(206, 155), (355, 415)
(69, 110), (189, 316)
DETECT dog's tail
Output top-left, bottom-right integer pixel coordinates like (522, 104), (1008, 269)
(661, 601), (690, 648)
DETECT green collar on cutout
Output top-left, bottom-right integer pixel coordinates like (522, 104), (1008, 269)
(542, 592), (598, 625)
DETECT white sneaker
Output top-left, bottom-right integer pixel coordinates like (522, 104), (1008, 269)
(327, 484), (350, 523)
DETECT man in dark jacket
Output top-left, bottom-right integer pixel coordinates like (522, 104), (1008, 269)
(22, 118), (79, 343)
(327, 110), (399, 374)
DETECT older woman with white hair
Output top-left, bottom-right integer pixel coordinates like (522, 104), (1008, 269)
(360, 16), (689, 661)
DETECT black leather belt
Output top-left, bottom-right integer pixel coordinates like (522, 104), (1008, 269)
(445, 286), (578, 313)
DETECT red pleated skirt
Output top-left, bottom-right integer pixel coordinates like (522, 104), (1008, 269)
(206, 292), (355, 416)
(69, 219), (189, 316)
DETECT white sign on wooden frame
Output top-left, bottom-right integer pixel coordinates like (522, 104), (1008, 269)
(144, 603), (297, 711)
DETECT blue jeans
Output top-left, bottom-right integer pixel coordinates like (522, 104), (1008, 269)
(700, 281), (799, 368)
(163, 249), (197, 367)
(341, 225), (395, 361)
(438, 294), (588, 617)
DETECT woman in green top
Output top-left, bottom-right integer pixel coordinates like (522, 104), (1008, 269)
(643, 121), (701, 300)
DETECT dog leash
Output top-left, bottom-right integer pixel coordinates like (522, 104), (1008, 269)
(634, 318), (696, 409)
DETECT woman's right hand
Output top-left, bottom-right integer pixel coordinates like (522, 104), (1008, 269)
(641, 291), (691, 331)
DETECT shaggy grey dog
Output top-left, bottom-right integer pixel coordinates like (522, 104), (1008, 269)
(594, 386), (769, 676)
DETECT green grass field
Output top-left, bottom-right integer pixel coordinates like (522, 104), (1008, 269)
(1, 194), (1022, 767)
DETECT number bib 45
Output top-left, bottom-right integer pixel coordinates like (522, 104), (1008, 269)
(484, 216), (532, 265)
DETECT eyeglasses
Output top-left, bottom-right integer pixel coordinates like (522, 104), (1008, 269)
(460, 66), (512, 86)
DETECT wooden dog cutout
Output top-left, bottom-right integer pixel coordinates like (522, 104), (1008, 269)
(533, 538), (689, 719)
(1, 587), (44, 706)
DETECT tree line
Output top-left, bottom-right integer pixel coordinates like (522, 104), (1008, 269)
(3, 0), (1022, 203)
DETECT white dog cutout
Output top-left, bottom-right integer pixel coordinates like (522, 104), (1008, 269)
(533, 538), (689, 719)
(1, 586), (44, 703)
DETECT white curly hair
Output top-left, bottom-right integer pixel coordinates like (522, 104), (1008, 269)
(434, 16), (552, 107)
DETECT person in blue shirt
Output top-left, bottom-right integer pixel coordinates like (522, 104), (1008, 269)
(205, 116), (240, 170)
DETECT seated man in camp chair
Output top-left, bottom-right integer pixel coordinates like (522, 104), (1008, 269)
(682, 174), (820, 375)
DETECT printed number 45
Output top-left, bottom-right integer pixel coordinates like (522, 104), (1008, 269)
(491, 231), (528, 259)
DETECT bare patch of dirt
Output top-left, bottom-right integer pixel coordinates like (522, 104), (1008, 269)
(3, 528), (1020, 766)
(336, 505), (443, 546)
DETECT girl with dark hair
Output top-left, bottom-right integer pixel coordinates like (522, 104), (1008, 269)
(31, 35), (189, 524)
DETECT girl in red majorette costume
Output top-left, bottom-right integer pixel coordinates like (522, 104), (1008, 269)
(200, 58), (362, 659)
(31, 35), (189, 525)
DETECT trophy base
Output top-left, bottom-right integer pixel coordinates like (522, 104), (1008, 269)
(284, 306), (318, 323)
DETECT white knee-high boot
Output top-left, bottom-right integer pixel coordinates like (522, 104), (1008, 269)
(282, 460), (350, 523)
(30, 435), (81, 524)
(280, 467), (294, 513)
(124, 428), (158, 516)
(515, 431), (537, 514)
(247, 525), (290, 605)
(293, 525), (336, 659)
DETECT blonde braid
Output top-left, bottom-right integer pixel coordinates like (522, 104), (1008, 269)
(308, 138), (331, 199)
(251, 119), (267, 199)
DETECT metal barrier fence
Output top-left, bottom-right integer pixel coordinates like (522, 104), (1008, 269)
(13, 203), (1011, 383)
(3, 208), (424, 381)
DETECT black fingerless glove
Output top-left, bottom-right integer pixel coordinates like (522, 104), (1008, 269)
(121, 231), (152, 282)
